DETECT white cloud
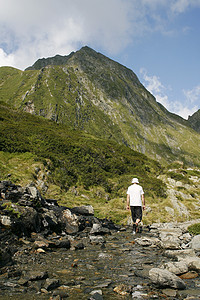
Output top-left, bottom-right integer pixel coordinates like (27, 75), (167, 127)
(0, 48), (15, 66)
(140, 68), (199, 119)
(183, 85), (200, 103)
(1, 0), (200, 69)
(140, 68), (171, 109)
(174, 103), (198, 119)
(171, 0), (200, 14)
(0, 0), (135, 69)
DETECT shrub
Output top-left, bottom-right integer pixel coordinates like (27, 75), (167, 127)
(188, 223), (200, 235)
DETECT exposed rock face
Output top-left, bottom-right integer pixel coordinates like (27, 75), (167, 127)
(188, 109), (200, 133)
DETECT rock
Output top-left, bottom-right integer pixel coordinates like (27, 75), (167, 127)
(90, 223), (110, 235)
(90, 290), (103, 295)
(89, 292), (104, 300)
(89, 235), (105, 244)
(44, 278), (60, 291)
(113, 284), (131, 295)
(164, 249), (196, 260)
(36, 248), (46, 253)
(165, 206), (174, 216)
(26, 184), (41, 200)
(0, 248), (14, 267)
(98, 252), (113, 260)
(94, 279), (112, 288)
(132, 290), (148, 299)
(135, 237), (160, 247)
(159, 229), (182, 250)
(71, 205), (94, 216)
(13, 206), (41, 236)
(0, 215), (12, 226)
(179, 271), (198, 279)
(162, 289), (177, 297)
(162, 261), (188, 275)
(149, 268), (186, 289)
(61, 209), (79, 234)
(191, 234), (200, 250)
(180, 256), (200, 272)
(21, 271), (48, 284)
(49, 238), (70, 249)
(41, 208), (60, 232)
(74, 242), (84, 250)
(33, 240), (49, 249)
(52, 289), (69, 298)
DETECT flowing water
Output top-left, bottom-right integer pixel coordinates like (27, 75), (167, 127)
(0, 227), (200, 299)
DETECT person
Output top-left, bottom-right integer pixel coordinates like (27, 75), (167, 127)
(126, 178), (145, 234)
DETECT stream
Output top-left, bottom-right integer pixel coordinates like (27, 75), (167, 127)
(1, 226), (200, 299)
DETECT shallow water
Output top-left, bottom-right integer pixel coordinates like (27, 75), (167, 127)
(1, 228), (200, 299)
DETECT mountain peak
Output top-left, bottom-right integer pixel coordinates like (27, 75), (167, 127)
(25, 46), (96, 70)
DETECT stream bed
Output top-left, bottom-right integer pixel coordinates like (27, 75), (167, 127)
(1, 226), (200, 300)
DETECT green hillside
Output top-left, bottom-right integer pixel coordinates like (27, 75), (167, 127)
(0, 102), (168, 224)
(0, 47), (200, 167)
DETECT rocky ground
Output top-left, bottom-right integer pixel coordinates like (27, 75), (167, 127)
(1, 181), (200, 299)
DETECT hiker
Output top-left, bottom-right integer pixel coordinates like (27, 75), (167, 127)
(126, 178), (145, 234)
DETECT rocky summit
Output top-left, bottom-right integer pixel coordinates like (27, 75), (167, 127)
(1, 180), (200, 299)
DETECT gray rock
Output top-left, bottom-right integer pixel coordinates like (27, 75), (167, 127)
(191, 234), (200, 250)
(90, 223), (110, 235)
(159, 229), (181, 250)
(149, 268), (186, 289)
(61, 209), (79, 234)
(0, 215), (12, 226)
(180, 256), (200, 272)
(22, 271), (48, 284)
(44, 278), (60, 291)
(71, 205), (94, 216)
(161, 261), (188, 275)
(90, 235), (105, 244)
(135, 237), (160, 247)
(164, 249), (196, 260)
(98, 252), (113, 260)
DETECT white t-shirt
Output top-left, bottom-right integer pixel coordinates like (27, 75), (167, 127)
(127, 184), (144, 206)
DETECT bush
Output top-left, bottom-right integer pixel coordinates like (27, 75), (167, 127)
(188, 223), (200, 235)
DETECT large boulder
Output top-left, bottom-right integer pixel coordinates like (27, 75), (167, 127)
(149, 268), (186, 289)
(71, 205), (94, 216)
(13, 206), (41, 236)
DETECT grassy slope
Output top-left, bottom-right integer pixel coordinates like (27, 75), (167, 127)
(0, 102), (167, 224)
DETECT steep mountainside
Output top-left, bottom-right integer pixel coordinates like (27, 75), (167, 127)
(188, 109), (200, 133)
(0, 46), (199, 166)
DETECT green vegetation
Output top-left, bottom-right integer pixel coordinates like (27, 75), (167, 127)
(0, 47), (199, 224)
(2, 202), (21, 219)
(0, 102), (166, 223)
(167, 171), (191, 184)
(1, 46), (200, 168)
(188, 223), (200, 235)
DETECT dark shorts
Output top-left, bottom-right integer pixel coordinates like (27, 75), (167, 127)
(130, 206), (142, 223)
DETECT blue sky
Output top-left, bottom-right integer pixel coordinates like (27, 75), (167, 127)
(0, 0), (200, 119)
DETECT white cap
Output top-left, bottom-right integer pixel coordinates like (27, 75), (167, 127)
(132, 178), (139, 184)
